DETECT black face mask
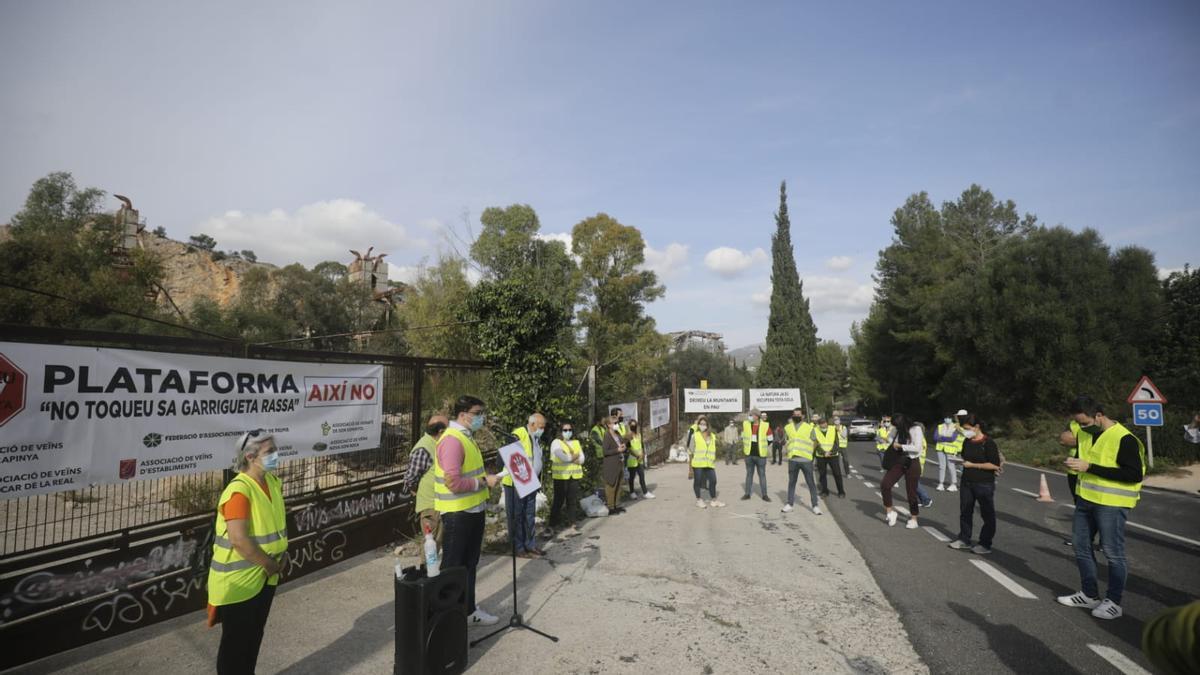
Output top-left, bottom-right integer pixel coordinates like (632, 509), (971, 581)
(426, 423), (446, 437)
(792, 416), (802, 422)
(1079, 421), (1101, 436)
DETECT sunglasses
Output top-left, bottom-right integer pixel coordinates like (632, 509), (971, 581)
(240, 429), (265, 453)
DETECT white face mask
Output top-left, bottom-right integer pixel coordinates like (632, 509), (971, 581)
(562, 430), (573, 439)
(698, 424), (708, 431)
(963, 429), (978, 439)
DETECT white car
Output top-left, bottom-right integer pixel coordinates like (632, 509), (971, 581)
(849, 419), (876, 441)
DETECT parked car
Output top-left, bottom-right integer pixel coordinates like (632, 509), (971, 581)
(849, 418), (876, 440)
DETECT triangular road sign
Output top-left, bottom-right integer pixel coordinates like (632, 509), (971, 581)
(1126, 376), (1167, 404)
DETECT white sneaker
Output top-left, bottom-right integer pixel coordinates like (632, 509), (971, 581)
(710, 500), (726, 508)
(947, 485), (958, 492)
(1091, 599), (1123, 620)
(906, 518), (919, 529)
(886, 511), (898, 527)
(696, 499), (707, 509)
(470, 608), (499, 626)
(1057, 592), (1101, 610)
(643, 492), (656, 499)
(630, 492), (639, 500)
(812, 505), (822, 515)
(936, 484), (945, 491)
(781, 504), (794, 513)
(848, 464), (854, 469)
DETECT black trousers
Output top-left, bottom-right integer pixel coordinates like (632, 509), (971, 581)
(627, 465), (647, 494)
(217, 583), (276, 675)
(549, 478), (581, 527)
(817, 457), (845, 496)
(441, 510), (485, 614)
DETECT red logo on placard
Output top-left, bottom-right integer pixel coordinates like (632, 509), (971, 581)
(118, 459), (137, 480)
(508, 452), (532, 483)
(0, 352), (27, 427)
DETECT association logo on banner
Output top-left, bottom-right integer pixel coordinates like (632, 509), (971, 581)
(119, 458), (137, 480)
(0, 352), (27, 427)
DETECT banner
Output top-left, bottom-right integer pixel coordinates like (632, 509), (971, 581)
(0, 342), (383, 497)
(606, 401), (639, 422)
(749, 388), (802, 411)
(684, 388), (743, 413)
(649, 397), (670, 430)
(499, 441), (541, 498)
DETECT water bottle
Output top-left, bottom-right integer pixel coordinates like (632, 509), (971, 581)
(394, 562), (405, 580)
(423, 526), (440, 578)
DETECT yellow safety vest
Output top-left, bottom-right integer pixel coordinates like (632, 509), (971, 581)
(742, 420), (771, 457)
(1067, 420), (1094, 477)
(1077, 422), (1144, 509)
(935, 424), (962, 454)
(415, 469), (435, 512)
(875, 425), (891, 451)
(552, 439), (584, 480)
(626, 433), (643, 468)
(814, 426), (838, 457)
(434, 427), (490, 513)
(785, 421), (815, 460)
(836, 425), (848, 449)
(691, 432), (716, 468)
(591, 424), (605, 458)
(208, 472), (288, 606)
(503, 426), (537, 487)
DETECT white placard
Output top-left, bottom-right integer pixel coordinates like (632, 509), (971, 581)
(649, 397), (670, 430)
(749, 388), (802, 411)
(684, 388), (744, 413)
(607, 401), (639, 423)
(0, 341), (383, 497)
(499, 440), (541, 498)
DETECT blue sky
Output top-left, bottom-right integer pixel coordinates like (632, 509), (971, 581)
(2, 1), (1197, 347)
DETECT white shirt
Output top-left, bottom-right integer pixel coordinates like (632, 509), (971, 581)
(1185, 424), (1200, 445)
(550, 438), (584, 464)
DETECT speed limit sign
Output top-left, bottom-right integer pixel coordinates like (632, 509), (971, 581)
(1132, 402), (1164, 427)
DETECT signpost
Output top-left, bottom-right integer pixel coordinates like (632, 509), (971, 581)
(1127, 376), (1167, 469)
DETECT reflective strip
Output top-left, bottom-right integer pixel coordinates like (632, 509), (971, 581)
(433, 467), (484, 484)
(435, 488), (488, 500)
(209, 558), (259, 573)
(1080, 482), (1140, 499)
(214, 529), (287, 549)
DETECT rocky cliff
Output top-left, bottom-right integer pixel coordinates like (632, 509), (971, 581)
(140, 233), (275, 313)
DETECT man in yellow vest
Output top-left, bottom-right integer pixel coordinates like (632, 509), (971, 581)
(813, 416), (846, 498)
(741, 409), (772, 502)
(208, 430), (288, 675)
(875, 415), (893, 469)
(1057, 395), (1146, 621)
(782, 407), (819, 514)
(406, 414), (449, 545)
(549, 421), (585, 537)
(435, 395), (502, 627)
(502, 413), (546, 559)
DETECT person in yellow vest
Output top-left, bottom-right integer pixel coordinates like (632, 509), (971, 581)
(875, 415), (893, 468)
(549, 422), (585, 537)
(782, 407), (820, 515)
(626, 419), (654, 499)
(690, 415), (725, 508)
(833, 416), (851, 475)
(812, 416), (846, 498)
(934, 414), (962, 492)
(1057, 395), (1146, 621)
(435, 395), (502, 627)
(207, 430), (288, 675)
(413, 418), (449, 548)
(741, 409), (771, 502)
(502, 413), (546, 559)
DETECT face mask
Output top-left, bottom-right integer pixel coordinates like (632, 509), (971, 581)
(943, 418), (952, 425)
(1080, 424), (1101, 436)
(962, 430), (978, 439)
(563, 430), (573, 439)
(533, 427), (544, 439)
(262, 451), (280, 471)
(698, 424), (708, 431)
(792, 416), (802, 422)
(469, 412), (485, 432)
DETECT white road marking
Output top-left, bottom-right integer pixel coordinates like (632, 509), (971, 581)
(969, 560), (1037, 599)
(1005, 461), (1067, 477)
(1011, 488), (1040, 498)
(727, 512), (760, 520)
(874, 491), (882, 498)
(1056, 502), (1200, 548)
(894, 505), (910, 516)
(1087, 644), (1152, 675)
(923, 526), (951, 542)
(863, 481), (875, 488)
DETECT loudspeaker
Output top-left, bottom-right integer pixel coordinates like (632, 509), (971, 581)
(394, 565), (468, 675)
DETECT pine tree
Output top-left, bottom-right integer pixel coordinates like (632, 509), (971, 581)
(756, 182), (818, 400)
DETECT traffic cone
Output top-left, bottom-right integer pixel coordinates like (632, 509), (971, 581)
(1036, 474), (1055, 503)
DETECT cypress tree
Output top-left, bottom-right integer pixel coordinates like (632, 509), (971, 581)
(756, 181), (818, 398)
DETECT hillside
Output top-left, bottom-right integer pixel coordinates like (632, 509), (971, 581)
(727, 343), (763, 369)
(141, 232), (276, 314)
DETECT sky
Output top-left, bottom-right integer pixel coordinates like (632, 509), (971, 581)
(2, 1), (1198, 348)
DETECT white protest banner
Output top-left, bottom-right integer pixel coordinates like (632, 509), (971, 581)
(649, 397), (670, 429)
(684, 388), (743, 413)
(749, 388), (802, 411)
(498, 440), (541, 498)
(0, 341), (382, 498)
(608, 401), (639, 423)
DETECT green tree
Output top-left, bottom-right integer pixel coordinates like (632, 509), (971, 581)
(189, 234), (217, 251)
(398, 256), (477, 360)
(1150, 265), (1200, 407)
(470, 204), (580, 316)
(813, 340), (850, 417)
(756, 181), (818, 395)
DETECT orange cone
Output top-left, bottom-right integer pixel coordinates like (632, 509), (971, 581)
(1036, 474), (1055, 503)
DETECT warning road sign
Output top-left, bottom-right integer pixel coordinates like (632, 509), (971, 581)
(1126, 376), (1167, 404)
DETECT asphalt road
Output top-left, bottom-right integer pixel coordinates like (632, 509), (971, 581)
(812, 440), (1200, 675)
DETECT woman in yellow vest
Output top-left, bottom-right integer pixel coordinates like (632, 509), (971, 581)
(689, 415), (725, 508)
(549, 422), (585, 535)
(208, 430), (288, 675)
(626, 419), (655, 499)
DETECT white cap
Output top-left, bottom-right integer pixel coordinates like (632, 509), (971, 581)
(956, 409), (968, 416)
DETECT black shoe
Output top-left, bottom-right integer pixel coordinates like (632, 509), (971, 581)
(761, 495), (771, 502)
(610, 507), (626, 514)
(819, 491), (830, 497)
(740, 494), (751, 500)
(838, 493), (846, 498)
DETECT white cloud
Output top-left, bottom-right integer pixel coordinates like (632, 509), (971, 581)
(751, 290), (770, 306)
(641, 242), (689, 280)
(704, 246), (768, 278)
(388, 264), (422, 285)
(825, 256), (853, 271)
(535, 231), (573, 249)
(1157, 266), (1184, 280)
(192, 199), (426, 269)
(800, 275), (876, 312)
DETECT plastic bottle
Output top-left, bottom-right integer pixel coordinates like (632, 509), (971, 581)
(423, 526), (440, 578)
(394, 562), (405, 580)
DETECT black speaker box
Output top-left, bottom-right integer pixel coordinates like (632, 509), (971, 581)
(394, 565), (468, 675)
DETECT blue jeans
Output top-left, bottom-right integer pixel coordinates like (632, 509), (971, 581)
(744, 455), (768, 497)
(787, 460), (819, 508)
(1072, 499), (1129, 604)
(503, 485), (538, 554)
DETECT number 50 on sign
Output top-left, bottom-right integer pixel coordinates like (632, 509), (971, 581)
(1132, 402), (1163, 427)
